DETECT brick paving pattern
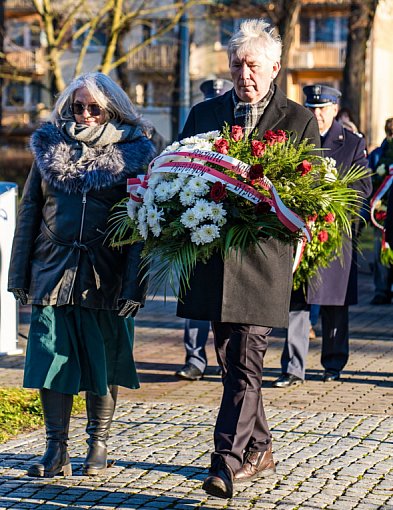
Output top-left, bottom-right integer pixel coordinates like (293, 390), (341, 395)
(0, 252), (392, 509)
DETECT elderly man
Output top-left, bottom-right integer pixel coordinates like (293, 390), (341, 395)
(177, 20), (319, 499)
(273, 85), (372, 389)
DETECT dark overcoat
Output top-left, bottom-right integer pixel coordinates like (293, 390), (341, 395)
(176, 86), (320, 328)
(307, 120), (371, 305)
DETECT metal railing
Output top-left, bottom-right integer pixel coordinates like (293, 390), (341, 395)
(127, 45), (177, 72)
(5, 48), (47, 74)
(289, 42), (347, 69)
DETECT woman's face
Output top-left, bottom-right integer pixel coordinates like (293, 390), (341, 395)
(72, 86), (106, 127)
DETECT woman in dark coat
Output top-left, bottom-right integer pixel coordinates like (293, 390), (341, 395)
(8, 72), (156, 478)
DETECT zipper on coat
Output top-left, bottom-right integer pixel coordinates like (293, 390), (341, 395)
(79, 192), (87, 242)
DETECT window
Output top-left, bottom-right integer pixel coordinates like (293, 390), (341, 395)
(73, 22), (107, 49)
(300, 16), (348, 44)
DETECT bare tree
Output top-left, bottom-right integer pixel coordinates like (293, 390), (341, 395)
(342, 0), (380, 127)
(31, 0), (211, 95)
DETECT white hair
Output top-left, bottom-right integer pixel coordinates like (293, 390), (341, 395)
(227, 19), (282, 63)
(51, 72), (153, 132)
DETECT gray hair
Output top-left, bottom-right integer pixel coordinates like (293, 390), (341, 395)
(227, 19), (282, 63)
(51, 72), (153, 133)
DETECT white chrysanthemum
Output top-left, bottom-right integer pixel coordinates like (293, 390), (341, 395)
(376, 164), (386, 176)
(154, 181), (175, 202)
(143, 188), (155, 206)
(191, 224), (220, 245)
(187, 177), (209, 195)
(137, 217), (148, 240)
(180, 135), (204, 145)
(146, 206), (164, 228)
(151, 224), (162, 237)
(190, 229), (203, 245)
(193, 199), (210, 220)
(162, 141), (181, 153)
(208, 203), (227, 223)
(179, 188), (197, 206)
(148, 173), (165, 188)
(198, 130), (221, 140)
(180, 209), (200, 229)
(137, 205), (147, 223)
(171, 177), (184, 193)
(126, 199), (139, 220)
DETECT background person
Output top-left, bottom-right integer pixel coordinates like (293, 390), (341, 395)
(368, 117), (393, 305)
(177, 20), (320, 499)
(273, 85), (372, 389)
(8, 72), (155, 478)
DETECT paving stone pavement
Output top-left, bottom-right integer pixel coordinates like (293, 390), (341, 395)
(0, 250), (393, 509)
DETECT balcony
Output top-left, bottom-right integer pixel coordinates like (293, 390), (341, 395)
(4, 47), (47, 75)
(5, 0), (35, 12)
(289, 42), (346, 69)
(127, 45), (177, 73)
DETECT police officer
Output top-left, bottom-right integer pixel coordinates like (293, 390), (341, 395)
(273, 84), (372, 387)
(175, 77), (232, 382)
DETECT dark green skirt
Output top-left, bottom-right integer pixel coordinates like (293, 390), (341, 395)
(24, 305), (139, 396)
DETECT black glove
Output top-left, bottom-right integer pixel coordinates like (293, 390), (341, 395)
(10, 288), (28, 306)
(118, 299), (141, 318)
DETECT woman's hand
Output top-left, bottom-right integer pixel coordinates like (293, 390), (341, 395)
(10, 288), (28, 305)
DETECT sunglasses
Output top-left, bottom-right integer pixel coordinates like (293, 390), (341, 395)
(71, 102), (102, 116)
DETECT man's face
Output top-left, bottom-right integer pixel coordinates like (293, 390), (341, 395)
(230, 50), (280, 104)
(308, 103), (338, 134)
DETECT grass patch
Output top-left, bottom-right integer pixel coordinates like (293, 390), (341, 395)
(0, 388), (85, 444)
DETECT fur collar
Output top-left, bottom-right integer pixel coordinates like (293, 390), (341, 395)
(30, 122), (156, 193)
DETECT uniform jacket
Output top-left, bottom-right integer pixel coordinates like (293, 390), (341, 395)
(307, 120), (372, 306)
(176, 85), (320, 328)
(8, 122), (156, 310)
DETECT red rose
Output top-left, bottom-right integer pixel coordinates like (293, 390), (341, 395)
(297, 160), (312, 176)
(255, 201), (271, 215)
(318, 230), (329, 243)
(375, 210), (387, 221)
(251, 140), (266, 157)
(249, 164), (264, 180)
(214, 138), (230, 154)
(324, 212), (336, 223)
(275, 130), (288, 143)
(308, 213), (318, 222)
(210, 181), (227, 203)
(231, 125), (244, 141)
(264, 130), (278, 145)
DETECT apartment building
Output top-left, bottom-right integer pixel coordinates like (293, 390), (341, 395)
(1, 0), (392, 147)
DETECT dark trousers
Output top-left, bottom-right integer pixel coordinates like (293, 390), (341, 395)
(321, 305), (349, 373)
(211, 322), (272, 473)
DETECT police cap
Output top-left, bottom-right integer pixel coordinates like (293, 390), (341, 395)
(303, 84), (341, 108)
(200, 78), (233, 100)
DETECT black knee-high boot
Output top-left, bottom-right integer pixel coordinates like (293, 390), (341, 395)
(28, 389), (73, 478)
(82, 385), (118, 476)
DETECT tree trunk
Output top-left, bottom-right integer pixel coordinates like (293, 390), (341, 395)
(342, 0), (379, 127)
(275, 0), (302, 92)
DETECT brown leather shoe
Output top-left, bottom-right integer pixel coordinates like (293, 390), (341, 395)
(234, 444), (276, 482)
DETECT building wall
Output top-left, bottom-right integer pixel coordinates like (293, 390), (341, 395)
(367, 2), (393, 149)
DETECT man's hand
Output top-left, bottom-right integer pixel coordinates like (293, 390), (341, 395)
(10, 288), (28, 305)
(118, 299), (141, 318)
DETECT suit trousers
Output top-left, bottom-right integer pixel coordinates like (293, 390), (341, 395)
(281, 309), (310, 380)
(183, 319), (210, 372)
(281, 305), (349, 379)
(320, 305), (349, 373)
(211, 322), (272, 473)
